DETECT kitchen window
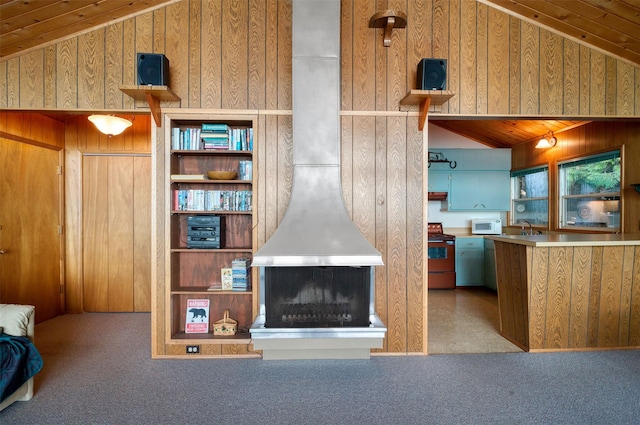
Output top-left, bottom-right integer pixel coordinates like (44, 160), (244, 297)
(559, 150), (620, 231)
(511, 166), (549, 226)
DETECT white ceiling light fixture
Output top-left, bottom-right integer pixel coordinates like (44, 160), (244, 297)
(535, 131), (557, 149)
(88, 114), (132, 136)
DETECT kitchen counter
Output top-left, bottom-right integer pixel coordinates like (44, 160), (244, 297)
(486, 233), (640, 247)
(490, 235), (640, 352)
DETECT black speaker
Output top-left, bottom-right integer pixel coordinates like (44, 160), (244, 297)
(417, 58), (446, 90)
(137, 53), (170, 86)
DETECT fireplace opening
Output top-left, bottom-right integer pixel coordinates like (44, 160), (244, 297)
(264, 266), (371, 328)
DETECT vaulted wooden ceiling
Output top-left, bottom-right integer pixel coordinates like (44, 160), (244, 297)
(1, 0), (639, 148)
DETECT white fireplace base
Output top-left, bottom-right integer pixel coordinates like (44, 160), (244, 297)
(250, 314), (386, 360)
(253, 337), (383, 360)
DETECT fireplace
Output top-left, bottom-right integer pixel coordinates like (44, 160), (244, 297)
(249, 0), (386, 359)
(264, 266), (371, 328)
(250, 265), (386, 360)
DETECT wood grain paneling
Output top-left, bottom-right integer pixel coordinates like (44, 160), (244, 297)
(487, 7), (509, 114)
(459, 0), (477, 114)
(2, 0), (639, 355)
(497, 241), (640, 351)
(562, 39), (580, 116)
(105, 23), (125, 109)
(512, 120), (640, 236)
(222, 0), (249, 109)
(540, 30), (563, 115)
(0, 136), (62, 323)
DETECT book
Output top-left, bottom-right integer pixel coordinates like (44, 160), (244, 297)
(201, 123), (229, 132)
(185, 299), (210, 333)
(221, 267), (233, 291)
(171, 174), (206, 180)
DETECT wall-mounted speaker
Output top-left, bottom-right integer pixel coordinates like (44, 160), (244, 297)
(137, 53), (170, 86)
(417, 58), (446, 90)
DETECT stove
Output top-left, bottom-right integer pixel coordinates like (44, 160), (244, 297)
(428, 223), (456, 242)
(427, 223), (456, 289)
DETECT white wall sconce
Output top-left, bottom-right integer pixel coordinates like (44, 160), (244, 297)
(88, 114), (132, 136)
(535, 131), (557, 149)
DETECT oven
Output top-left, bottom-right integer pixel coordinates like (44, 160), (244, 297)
(427, 223), (456, 289)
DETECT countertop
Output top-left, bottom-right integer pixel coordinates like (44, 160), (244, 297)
(485, 233), (640, 247)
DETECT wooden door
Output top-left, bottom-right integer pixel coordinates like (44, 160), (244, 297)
(82, 154), (151, 312)
(0, 137), (63, 322)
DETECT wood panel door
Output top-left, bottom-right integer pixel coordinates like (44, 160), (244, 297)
(82, 154), (151, 312)
(0, 137), (63, 323)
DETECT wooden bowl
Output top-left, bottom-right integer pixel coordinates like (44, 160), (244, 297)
(207, 170), (237, 180)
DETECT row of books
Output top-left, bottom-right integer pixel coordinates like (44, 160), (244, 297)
(174, 189), (252, 212)
(238, 160), (252, 180)
(171, 125), (253, 151)
(231, 257), (251, 291)
(211, 258), (252, 292)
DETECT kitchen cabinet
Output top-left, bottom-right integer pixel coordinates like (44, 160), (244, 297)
(484, 238), (496, 291)
(449, 171), (510, 211)
(427, 149), (511, 211)
(428, 171), (450, 192)
(455, 237), (484, 287)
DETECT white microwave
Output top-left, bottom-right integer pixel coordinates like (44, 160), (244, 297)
(471, 218), (502, 235)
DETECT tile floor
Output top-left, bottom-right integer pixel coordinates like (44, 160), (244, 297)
(428, 287), (523, 354)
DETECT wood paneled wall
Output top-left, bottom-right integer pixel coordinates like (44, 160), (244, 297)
(2, 0), (639, 354)
(512, 120), (640, 235)
(495, 241), (640, 351)
(64, 115), (152, 313)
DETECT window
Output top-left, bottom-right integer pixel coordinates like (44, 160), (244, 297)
(511, 166), (549, 226)
(559, 151), (620, 231)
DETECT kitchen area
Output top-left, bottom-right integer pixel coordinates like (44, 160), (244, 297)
(426, 124), (520, 354)
(426, 122), (640, 354)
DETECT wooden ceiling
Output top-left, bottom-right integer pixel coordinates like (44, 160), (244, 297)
(0, 0), (178, 59)
(1, 0), (639, 148)
(480, 0), (640, 67)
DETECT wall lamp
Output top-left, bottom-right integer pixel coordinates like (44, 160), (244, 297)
(535, 131), (557, 149)
(88, 114), (132, 136)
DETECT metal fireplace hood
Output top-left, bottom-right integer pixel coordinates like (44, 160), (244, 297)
(252, 0), (382, 268)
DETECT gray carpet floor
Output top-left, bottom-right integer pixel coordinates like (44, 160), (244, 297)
(1, 312), (639, 424)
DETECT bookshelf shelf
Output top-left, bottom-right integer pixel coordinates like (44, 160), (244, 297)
(154, 112), (258, 358)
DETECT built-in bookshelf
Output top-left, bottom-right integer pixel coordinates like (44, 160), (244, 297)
(154, 112), (259, 358)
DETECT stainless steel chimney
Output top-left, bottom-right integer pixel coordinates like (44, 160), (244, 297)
(250, 0), (386, 360)
(251, 0), (382, 268)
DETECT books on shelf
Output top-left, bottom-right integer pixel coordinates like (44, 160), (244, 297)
(173, 189), (252, 212)
(231, 257), (251, 291)
(238, 160), (252, 180)
(171, 124), (253, 151)
(185, 299), (210, 333)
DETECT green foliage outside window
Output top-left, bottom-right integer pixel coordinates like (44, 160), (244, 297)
(565, 156), (620, 195)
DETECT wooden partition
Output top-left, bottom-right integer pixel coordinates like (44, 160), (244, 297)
(495, 240), (640, 351)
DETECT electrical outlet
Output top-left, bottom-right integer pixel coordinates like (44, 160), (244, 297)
(186, 345), (200, 354)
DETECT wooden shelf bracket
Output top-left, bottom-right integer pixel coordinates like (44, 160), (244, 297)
(369, 10), (407, 47)
(119, 85), (181, 127)
(399, 90), (455, 131)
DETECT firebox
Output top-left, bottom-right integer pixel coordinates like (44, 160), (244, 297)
(264, 266), (371, 328)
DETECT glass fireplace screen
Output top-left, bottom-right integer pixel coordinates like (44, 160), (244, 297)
(264, 266), (371, 328)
